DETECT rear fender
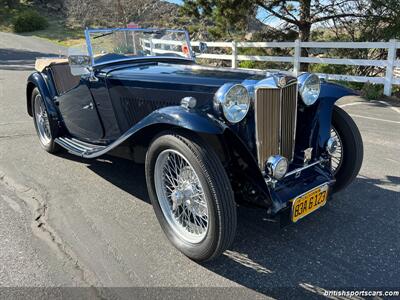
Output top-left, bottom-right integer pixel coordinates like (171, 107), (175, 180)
(27, 72), (59, 122)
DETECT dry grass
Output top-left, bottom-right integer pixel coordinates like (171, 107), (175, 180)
(0, 3), (85, 47)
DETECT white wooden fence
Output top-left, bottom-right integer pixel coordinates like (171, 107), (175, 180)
(143, 39), (400, 96)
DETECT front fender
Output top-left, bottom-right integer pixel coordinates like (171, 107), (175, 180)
(141, 106), (227, 135)
(27, 72), (59, 122)
(315, 81), (357, 150)
(82, 105), (227, 158)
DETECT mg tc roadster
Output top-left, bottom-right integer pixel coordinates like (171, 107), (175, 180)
(27, 28), (363, 261)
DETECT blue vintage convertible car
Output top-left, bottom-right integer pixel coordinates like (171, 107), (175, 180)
(27, 28), (363, 261)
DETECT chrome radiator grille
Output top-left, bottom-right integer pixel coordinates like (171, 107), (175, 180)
(254, 84), (298, 168)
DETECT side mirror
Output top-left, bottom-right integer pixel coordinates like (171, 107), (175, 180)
(68, 54), (91, 76)
(198, 42), (208, 54)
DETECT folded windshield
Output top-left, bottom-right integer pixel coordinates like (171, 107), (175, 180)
(86, 29), (193, 64)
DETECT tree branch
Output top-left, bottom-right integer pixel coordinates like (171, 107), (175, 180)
(313, 13), (368, 23)
(281, 3), (298, 22)
(256, 0), (300, 25)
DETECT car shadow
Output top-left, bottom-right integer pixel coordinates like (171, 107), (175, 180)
(57, 153), (150, 203)
(58, 152), (399, 298)
(203, 175), (400, 298)
(0, 48), (61, 71)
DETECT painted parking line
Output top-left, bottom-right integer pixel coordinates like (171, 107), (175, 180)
(349, 114), (400, 124)
(339, 100), (400, 124)
(377, 100), (400, 114)
(384, 158), (400, 165)
(338, 102), (366, 108)
(340, 100), (400, 114)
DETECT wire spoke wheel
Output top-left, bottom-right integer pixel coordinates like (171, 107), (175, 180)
(330, 126), (343, 175)
(154, 149), (209, 244)
(34, 94), (52, 146)
(146, 132), (237, 261)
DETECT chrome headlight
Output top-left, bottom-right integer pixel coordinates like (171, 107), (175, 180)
(299, 73), (320, 106)
(266, 155), (288, 180)
(214, 83), (250, 123)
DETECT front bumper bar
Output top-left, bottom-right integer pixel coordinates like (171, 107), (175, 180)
(267, 162), (335, 216)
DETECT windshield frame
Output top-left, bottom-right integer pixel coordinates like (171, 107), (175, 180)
(84, 28), (195, 67)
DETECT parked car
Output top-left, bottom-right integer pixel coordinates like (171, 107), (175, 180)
(27, 28), (363, 261)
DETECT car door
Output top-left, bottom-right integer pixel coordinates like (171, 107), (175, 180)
(56, 75), (104, 142)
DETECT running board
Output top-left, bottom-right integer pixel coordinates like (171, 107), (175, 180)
(55, 137), (107, 157)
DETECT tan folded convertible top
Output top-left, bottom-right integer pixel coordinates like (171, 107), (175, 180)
(35, 57), (68, 72)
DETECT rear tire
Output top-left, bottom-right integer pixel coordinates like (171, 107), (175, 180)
(331, 105), (363, 193)
(31, 88), (60, 153)
(145, 131), (237, 262)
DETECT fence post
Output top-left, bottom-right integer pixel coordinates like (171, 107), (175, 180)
(384, 39), (397, 96)
(231, 41), (237, 69)
(293, 39), (301, 76)
(150, 39), (154, 56)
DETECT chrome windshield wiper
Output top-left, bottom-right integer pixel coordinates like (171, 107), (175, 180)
(93, 31), (114, 39)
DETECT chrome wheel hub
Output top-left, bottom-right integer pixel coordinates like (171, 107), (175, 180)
(171, 190), (184, 210)
(154, 150), (209, 244)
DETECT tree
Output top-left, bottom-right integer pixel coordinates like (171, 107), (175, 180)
(326, 0), (400, 77)
(66, 0), (180, 28)
(181, 0), (372, 42)
(5, 0), (19, 9)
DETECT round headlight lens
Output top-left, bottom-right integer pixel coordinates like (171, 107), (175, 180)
(221, 84), (250, 123)
(266, 155), (288, 180)
(300, 74), (320, 106)
(275, 159), (288, 179)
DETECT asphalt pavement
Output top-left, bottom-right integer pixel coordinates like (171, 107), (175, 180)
(0, 32), (399, 299)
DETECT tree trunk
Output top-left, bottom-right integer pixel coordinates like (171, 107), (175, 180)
(298, 0), (311, 71)
(116, 0), (128, 26)
(298, 23), (311, 71)
(299, 23), (311, 42)
(6, 0), (18, 9)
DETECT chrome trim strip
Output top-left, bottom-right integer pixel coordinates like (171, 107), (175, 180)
(283, 82), (297, 161)
(254, 87), (262, 165)
(84, 28), (195, 66)
(291, 83), (299, 161)
(168, 64), (270, 76)
(284, 158), (327, 178)
(291, 182), (331, 200)
(93, 56), (195, 68)
(278, 84), (282, 155)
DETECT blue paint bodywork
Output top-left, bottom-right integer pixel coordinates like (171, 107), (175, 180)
(27, 72), (58, 120)
(26, 56), (356, 216)
(316, 81), (357, 149)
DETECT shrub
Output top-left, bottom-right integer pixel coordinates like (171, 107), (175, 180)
(13, 10), (48, 33)
(239, 60), (256, 69)
(332, 81), (383, 100)
(361, 82), (383, 100)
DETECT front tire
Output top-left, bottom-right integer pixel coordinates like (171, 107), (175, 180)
(145, 131), (237, 262)
(331, 105), (363, 193)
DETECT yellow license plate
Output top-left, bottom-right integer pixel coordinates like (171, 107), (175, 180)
(291, 184), (329, 223)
